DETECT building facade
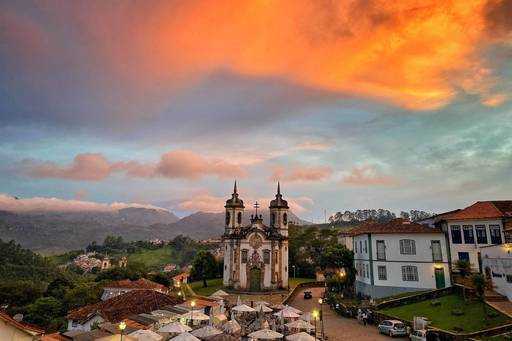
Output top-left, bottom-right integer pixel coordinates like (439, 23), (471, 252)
(481, 244), (512, 301)
(353, 219), (451, 299)
(223, 182), (289, 291)
(435, 201), (512, 272)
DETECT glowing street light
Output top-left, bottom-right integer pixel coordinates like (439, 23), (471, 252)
(190, 300), (196, 327)
(311, 310), (319, 338)
(119, 321), (126, 341)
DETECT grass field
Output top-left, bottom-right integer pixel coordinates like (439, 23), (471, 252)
(380, 294), (511, 333)
(126, 245), (179, 270)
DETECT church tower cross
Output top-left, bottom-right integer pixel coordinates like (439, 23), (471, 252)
(254, 201), (260, 216)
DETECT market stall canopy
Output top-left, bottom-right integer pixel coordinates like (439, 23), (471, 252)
(285, 332), (318, 341)
(191, 325), (223, 339)
(247, 328), (284, 340)
(170, 332), (201, 341)
(256, 304), (273, 313)
(179, 311), (210, 321)
(128, 329), (163, 341)
(274, 310), (300, 319)
(232, 304), (256, 313)
(285, 319), (315, 330)
(210, 290), (229, 297)
(158, 322), (192, 333)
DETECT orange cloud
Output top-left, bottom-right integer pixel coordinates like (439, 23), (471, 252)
(271, 164), (332, 182)
(341, 164), (398, 186)
(481, 93), (507, 107)
(178, 194), (225, 213)
(22, 150), (246, 181)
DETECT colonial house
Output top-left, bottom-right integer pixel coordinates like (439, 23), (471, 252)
(101, 278), (168, 301)
(481, 244), (512, 301)
(433, 201), (512, 272)
(353, 219), (451, 299)
(67, 290), (181, 331)
(337, 227), (356, 251)
(0, 310), (44, 341)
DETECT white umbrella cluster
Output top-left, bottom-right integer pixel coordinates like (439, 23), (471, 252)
(248, 328), (284, 340)
(128, 329), (163, 341)
(286, 332), (318, 341)
(170, 332), (201, 341)
(158, 322), (192, 334)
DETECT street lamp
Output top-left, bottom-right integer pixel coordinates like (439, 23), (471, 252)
(190, 300), (196, 327)
(318, 298), (324, 339)
(119, 321), (126, 341)
(292, 265), (296, 278)
(312, 309), (319, 338)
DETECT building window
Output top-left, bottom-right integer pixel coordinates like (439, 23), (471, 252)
(271, 213), (275, 227)
(355, 241), (358, 253)
(364, 240), (367, 253)
(402, 266), (419, 281)
(225, 212), (230, 226)
(490, 225), (502, 244)
(506, 275), (512, 283)
(458, 252), (469, 261)
(475, 225), (487, 244)
(241, 249), (248, 263)
(378, 266), (387, 280)
(451, 225), (462, 244)
(431, 240), (443, 262)
(237, 212), (242, 224)
(376, 240), (386, 260)
(399, 239), (416, 255)
(463, 225), (475, 244)
(283, 213), (288, 225)
(263, 250), (270, 264)
(359, 241), (362, 253)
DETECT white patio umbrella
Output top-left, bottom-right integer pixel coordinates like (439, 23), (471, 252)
(128, 329), (163, 341)
(255, 304), (273, 313)
(283, 305), (302, 314)
(270, 303), (285, 310)
(210, 290), (229, 297)
(253, 301), (270, 306)
(191, 325), (223, 339)
(222, 314), (241, 335)
(159, 322), (192, 333)
(180, 311), (210, 321)
(248, 328), (284, 340)
(232, 304), (256, 313)
(285, 319), (315, 331)
(170, 332), (201, 341)
(285, 332), (318, 341)
(274, 310), (300, 319)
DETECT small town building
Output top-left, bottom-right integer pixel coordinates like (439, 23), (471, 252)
(481, 243), (512, 300)
(223, 182), (289, 291)
(433, 201), (512, 272)
(352, 219), (451, 299)
(67, 290), (181, 331)
(101, 278), (168, 301)
(0, 310), (44, 341)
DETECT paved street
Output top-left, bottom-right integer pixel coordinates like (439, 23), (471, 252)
(289, 287), (406, 341)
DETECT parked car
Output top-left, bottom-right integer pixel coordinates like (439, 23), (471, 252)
(303, 291), (312, 299)
(409, 329), (427, 341)
(378, 320), (408, 337)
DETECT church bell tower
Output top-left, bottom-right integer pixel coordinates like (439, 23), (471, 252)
(224, 181), (244, 234)
(269, 182), (289, 237)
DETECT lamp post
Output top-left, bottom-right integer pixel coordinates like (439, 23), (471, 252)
(292, 265), (296, 278)
(318, 298), (324, 339)
(190, 300), (196, 327)
(119, 321), (126, 341)
(312, 310), (319, 338)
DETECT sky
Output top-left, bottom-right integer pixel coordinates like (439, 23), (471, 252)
(1, 0), (511, 219)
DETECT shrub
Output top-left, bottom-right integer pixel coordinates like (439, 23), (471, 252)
(451, 309), (464, 316)
(430, 300), (441, 306)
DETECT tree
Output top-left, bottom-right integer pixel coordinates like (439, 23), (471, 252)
(455, 259), (471, 301)
(148, 273), (171, 287)
(320, 244), (356, 293)
(25, 297), (63, 330)
(64, 282), (102, 310)
(46, 277), (74, 298)
(0, 280), (45, 307)
(190, 251), (219, 287)
(472, 273), (487, 319)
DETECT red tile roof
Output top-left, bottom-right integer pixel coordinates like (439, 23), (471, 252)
(67, 290), (182, 323)
(350, 219), (441, 236)
(442, 201), (512, 221)
(104, 278), (167, 291)
(0, 310), (45, 336)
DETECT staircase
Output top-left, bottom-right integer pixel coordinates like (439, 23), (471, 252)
(485, 289), (508, 302)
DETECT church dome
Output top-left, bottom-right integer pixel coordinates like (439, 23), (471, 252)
(225, 181), (245, 208)
(269, 182), (289, 209)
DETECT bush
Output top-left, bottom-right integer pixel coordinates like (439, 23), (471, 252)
(487, 311), (499, 318)
(430, 300), (441, 307)
(451, 309), (464, 316)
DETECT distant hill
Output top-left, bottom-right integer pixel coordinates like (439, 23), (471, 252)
(0, 208), (306, 254)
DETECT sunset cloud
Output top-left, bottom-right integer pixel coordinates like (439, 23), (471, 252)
(270, 165), (332, 182)
(341, 165), (398, 186)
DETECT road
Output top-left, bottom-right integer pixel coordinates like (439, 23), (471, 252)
(289, 287), (406, 341)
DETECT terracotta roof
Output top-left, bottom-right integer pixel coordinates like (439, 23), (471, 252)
(441, 201), (512, 221)
(0, 310), (45, 336)
(177, 298), (220, 310)
(104, 278), (167, 291)
(42, 333), (68, 341)
(67, 290), (182, 323)
(350, 219), (441, 236)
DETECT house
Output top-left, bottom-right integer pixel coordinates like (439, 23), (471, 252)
(101, 278), (168, 301)
(174, 298), (220, 316)
(0, 310), (45, 341)
(337, 227), (357, 251)
(67, 290), (182, 331)
(434, 201), (512, 272)
(352, 219), (451, 299)
(481, 244), (512, 300)
(173, 272), (190, 286)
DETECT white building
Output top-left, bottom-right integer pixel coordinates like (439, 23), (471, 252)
(353, 219), (451, 299)
(223, 182), (289, 291)
(433, 201), (512, 272)
(481, 244), (512, 300)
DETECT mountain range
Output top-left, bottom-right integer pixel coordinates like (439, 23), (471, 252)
(0, 207), (306, 254)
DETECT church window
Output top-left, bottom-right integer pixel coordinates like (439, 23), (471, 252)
(241, 249), (248, 263)
(264, 250), (270, 264)
(225, 212), (230, 225)
(271, 213), (276, 227)
(283, 213), (288, 225)
(237, 212), (242, 224)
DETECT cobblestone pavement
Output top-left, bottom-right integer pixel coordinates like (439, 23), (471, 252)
(289, 287), (407, 341)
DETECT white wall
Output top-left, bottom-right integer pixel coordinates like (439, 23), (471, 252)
(67, 315), (104, 331)
(445, 219), (505, 271)
(0, 320), (35, 341)
(481, 244), (512, 300)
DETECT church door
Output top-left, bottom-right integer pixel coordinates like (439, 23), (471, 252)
(250, 268), (261, 291)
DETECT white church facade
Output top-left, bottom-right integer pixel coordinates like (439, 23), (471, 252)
(222, 182), (289, 291)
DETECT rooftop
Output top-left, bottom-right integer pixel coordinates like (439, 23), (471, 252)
(0, 310), (45, 336)
(103, 278), (167, 291)
(441, 201), (512, 221)
(350, 218), (441, 236)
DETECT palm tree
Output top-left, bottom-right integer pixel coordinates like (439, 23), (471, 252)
(455, 260), (471, 301)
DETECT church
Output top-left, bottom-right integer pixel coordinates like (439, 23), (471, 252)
(222, 182), (289, 291)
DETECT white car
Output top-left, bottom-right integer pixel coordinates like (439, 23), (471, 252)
(410, 329), (427, 341)
(378, 319), (408, 337)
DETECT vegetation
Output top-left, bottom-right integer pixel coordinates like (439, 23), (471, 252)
(190, 250), (222, 287)
(455, 259), (472, 300)
(189, 278), (224, 296)
(380, 294), (511, 333)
